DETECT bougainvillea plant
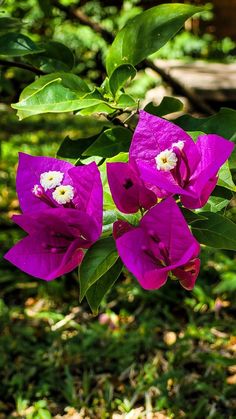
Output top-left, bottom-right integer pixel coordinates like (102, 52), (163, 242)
(3, 3), (236, 313)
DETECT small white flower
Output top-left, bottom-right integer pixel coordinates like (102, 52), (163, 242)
(40, 171), (64, 190)
(155, 149), (178, 171)
(172, 140), (185, 151)
(52, 185), (74, 204)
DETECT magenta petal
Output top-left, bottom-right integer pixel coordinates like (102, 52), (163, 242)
(4, 234), (84, 281)
(190, 134), (235, 193)
(17, 153), (74, 212)
(137, 161), (191, 197)
(142, 268), (168, 290)
(181, 176), (218, 209)
(107, 162), (156, 214)
(172, 258), (200, 290)
(113, 220), (134, 240)
(115, 198), (200, 290)
(116, 228), (161, 286)
(140, 197), (200, 263)
(130, 110), (199, 171)
(68, 162), (103, 233)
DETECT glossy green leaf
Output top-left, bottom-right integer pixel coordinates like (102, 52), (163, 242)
(79, 237), (119, 302)
(145, 96), (183, 117)
(0, 33), (43, 56)
(181, 208), (208, 225)
(191, 212), (236, 250)
(86, 258), (123, 314)
(28, 41), (74, 72)
(102, 210), (118, 237)
(57, 134), (99, 159)
(109, 63), (136, 96)
(11, 73), (100, 119)
(77, 102), (116, 116)
(83, 127), (132, 157)
(200, 186), (232, 213)
(0, 17), (22, 33)
(175, 107), (236, 140)
(106, 3), (202, 75)
(201, 196), (230, 213)
(217, 161), (236, 192)
(116, 93), (136, 108)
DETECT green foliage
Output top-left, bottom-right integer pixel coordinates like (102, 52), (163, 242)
(0, 32), (43, 56)
(0, 17), (22, 33)
(106, 4), (203, 75)
(145, 96), (184, 117)
(83, 126), (132, 157)
(176, 108), (236, 140)
(79, 237), (119, 302)
(1, 111), (236, 418)
(28, 41), (75, 73)
(109, 63), (137, 97)
(192, 212), (236, 250)
(86, 257), (123, 314)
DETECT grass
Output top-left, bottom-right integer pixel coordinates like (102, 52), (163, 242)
(1, 111), (236, 418)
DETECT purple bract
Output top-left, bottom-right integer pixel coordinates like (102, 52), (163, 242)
(129, 111), (234, 209)
(114, 197), (200, 290)
(107, 161), (156, 213)
(5, 154), (103, 280)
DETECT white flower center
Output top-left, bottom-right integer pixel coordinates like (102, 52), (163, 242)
(40, 171), (64, 190)
(52, 185), (74, 204)
(155, 149), (178, 171)
(172, 140), (185, 151)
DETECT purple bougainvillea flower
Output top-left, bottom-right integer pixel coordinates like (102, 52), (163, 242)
(114, 197), (200, 290)
(5, 207), (101, 280)
(107, 161), (156, 213)
(5, 154), (103, 280)
(129, 111), (234, 209)
(16, 153), (102, 231)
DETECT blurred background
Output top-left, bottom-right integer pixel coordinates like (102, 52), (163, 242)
(1, 1), (236, 418)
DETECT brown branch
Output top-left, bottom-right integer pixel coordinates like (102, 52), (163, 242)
(0, 59), (45, 76)
(52, 0), (114, 43)
(145, 59), (215, 115)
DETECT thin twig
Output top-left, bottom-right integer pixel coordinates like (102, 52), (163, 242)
(0, 58), (45, 76)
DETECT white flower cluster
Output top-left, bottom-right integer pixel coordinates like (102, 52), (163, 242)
(39, 171), (74, 204)
(155, 140), (185, 172)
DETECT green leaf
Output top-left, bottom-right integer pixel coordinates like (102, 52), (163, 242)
(109, 63), (136, 96)
(57, 134), (99, 159)
(86, 258), (123, 315)
(37, 0), (52, 17)
(145, 96), (183, 117)
(217, 161), (236, 192)
(191, 212), (236, 250)
(0, 17), (22, 33)
(102, 210), (118, 237)
(79, 237), (119, 302)
(28, 41), (74, 72)
(102, 209), (140, 238)
(116, 93), (136, 108)
(175, 107), (236, 140)
(83, 127), (132, 157)
(181, 208), (208, 224)
(77, 102), (116, 116)
(200, 186), (232, 213)
(0, 33), (43, 56)
(106, 3), (202, 76)
(11, 73), (99, 119)
(201, 196), (230, 213)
